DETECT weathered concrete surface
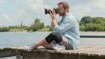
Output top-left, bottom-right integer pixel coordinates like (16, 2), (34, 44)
(0, 48), (16, 58)
(1, 46), (105, 59)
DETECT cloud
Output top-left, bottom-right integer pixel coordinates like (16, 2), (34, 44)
(0, 0), (52, 26)
(14, 0), (54, 26)
(15, 9), (29, 19)
(14, 9), (35, 26)
(14, 0), (52, 26)
(15, 0), (51, 13)
(71, 0), (105, 20)
(0, 14), (15, 26)
(0, 0), (4, 5)
(0, 0), (105, 26)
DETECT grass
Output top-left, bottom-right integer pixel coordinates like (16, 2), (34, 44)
(36, 28), (51, 32)
(7, 28), (52, 32)
(9, 28), (27, 32)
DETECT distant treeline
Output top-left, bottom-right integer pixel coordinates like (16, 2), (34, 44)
(0, 19), (47, 32)
(80, 16), (105, 31)
(0, 16), (105, 32)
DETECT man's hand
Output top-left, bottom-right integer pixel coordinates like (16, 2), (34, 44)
(50, 10), (57, 20)
(49, 10), (57, 28)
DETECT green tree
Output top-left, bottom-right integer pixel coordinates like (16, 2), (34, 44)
(46, 25), (54, 31)
(80, 16), (93, 25)
(30, 18), (45, 31)
(80, 16), (105, 31)
(0, 27), (9, 32)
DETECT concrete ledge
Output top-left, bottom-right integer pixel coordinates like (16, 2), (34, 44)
(0, 48), (16, 58)
(0, 46), (105, 59)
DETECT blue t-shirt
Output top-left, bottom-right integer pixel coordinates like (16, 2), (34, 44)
(54, 13), (80, 50)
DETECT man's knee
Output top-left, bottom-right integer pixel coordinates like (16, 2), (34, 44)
(45, 32), (54, 43)
(50, 32), (62, 43)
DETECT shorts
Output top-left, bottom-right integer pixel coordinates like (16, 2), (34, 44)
(45, 32), (73, 50)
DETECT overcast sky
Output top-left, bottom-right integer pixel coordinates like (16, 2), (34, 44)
(0, 0), (105, 27)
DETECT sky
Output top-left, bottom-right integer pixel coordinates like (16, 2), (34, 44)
(0, 0), (105, 27)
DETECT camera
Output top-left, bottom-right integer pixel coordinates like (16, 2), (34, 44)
(45, 8), (58, 14)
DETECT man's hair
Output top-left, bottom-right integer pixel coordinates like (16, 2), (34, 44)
(58, 1), (69, 12)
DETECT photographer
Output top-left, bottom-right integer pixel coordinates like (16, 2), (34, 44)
(31, 1), (80, 50)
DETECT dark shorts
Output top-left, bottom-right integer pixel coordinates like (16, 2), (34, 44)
(45, 32), (73, 50)
(45, 32), (62, 44)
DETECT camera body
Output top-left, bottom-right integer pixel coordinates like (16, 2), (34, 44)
(45, 8), (58, 14)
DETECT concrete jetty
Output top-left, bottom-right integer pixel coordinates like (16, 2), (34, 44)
(0, 46), (105, 59)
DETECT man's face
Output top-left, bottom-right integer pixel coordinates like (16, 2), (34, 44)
(58, 4), (66, 16)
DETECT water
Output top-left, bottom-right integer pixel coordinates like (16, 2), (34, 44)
(0, 32), (105, 59)
(0, 32), (50, 48)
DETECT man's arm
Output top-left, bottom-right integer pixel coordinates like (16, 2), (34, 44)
(50, 11), (58, 28)
(49, 11), (73, 34)
(51, 19), (57, 28)
(54, 19), (72, 33)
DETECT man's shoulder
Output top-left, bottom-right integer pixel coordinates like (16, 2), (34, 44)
(68, 13), (76, 19)
(65, 13), (76, 21)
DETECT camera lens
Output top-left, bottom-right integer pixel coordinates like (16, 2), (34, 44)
(45, 9), (50, 14)
(45, 8), (58, 14)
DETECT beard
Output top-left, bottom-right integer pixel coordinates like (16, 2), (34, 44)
(58, 12), (63, 16)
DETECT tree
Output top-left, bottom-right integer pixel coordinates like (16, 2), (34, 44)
(0, 27), (9, 32)
(80, 16), (105, 31)
(80, 16), (93, 25)
(30, 18), (45, 31)
(46, 25), (54, 31)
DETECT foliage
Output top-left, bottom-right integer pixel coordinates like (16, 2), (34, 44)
(0, 27), (9, 32)
(80, 16), (105, 31)
(30, 18), (45, 31)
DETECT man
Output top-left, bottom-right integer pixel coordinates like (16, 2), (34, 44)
(31, 1), (80, 50)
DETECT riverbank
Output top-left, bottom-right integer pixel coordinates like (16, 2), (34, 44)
(1, 27), (105, 32)
(5, 28), (51, 32)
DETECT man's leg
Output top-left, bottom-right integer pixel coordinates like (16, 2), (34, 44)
(46, 32), (73, 50)
(43, 44), (53, 49)
(59, 36), (73, 50)
(32, 39), (49, 49)
(31, 32), (54, 49)
(31, 32), (71, 50)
